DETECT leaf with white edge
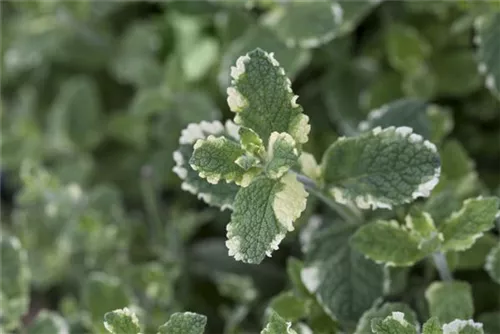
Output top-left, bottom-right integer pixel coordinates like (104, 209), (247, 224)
(371, 312), (418, 334)
(104, 308), (141, 334)
(351, 220), (428, 266)
(174, 121), (240, 211)
(298, 152), (321, 182)
(301, 222), (384, 326)
(439, 196), (500, 252)
(355, 302), (418, 334)
(268, 291), (311, 322)
(322, 126), (441, 210)
(227, 48), (310, 145)
(227, 173), (307, 263)
(422, 317), (442, 334)
(266, 132), (299, 179)
(485, 242), (500, 284)
(358, 99), (431, 139)
(27, 310), (69, 334)
(475, 12), (500, 99)
(405, 211), (443, 254)
(0, 235), (30, 331)
(442, 320), (484, 334)
(239, 127), (265, 157)
(261, 311), (297, 334)
(157, 312), (207, 334)
(190, 135), (257, 187)
(425, 281), (474, 324)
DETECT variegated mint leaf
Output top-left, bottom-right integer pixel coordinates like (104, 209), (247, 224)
(358, 99), (431, 139)
(239, 127), (265, 157)
(104, 308), (141, 334)
(157, 312), (207, 334)
(475, 12), (500, 99)
(371, 312), (418, 334)
(425, 281), (474, 324)
(485, 242), (500, 284)
(351, 220), (429, 267)
(261, 311), (297, 334)
(405, 211), (443, 254)
(322, 126), (441, 210)
(227, 173), (307, 263)
(439, 196), (500, 252)
(422, 317), (442, 334)
(298, 152), (321, 182)
(190, 135), (258, 187)
(263, 1), (380, 48)
(442, 320), (484, 334)
(173, 120), (240, 211)
(266, 132), (299, 179)
(301, 221), (384, 326)
(227, 48), (310, 145)
(355, 302), (418, 334)
(27, 310), (69, 334)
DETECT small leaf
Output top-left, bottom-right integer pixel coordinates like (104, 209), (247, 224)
(475, 12), (500, 99)
(428, 105), (454, 144)
(227, 173), (307, 263)
(439, 196), (499, 252)
(261, 311), (297, 334)
(266, 132), (299, 179)
(298, 152), (321, 182)
(27, 310), (69, 334)
(355, 302), (418, 334)
(371, 312), (418, 334)
(351, 220), (428, 266)
(322, 126), (441, 210)
(485, 242), (500, 284)
(301, 222), (384, 326)
(422, 317), (442, 334)
(104, 308), (141, 334)
(239, 127), (265, 157)
(385, 23), (431, 73)
(174, 121), (240, 211)
(158, 312), (207, 334)
(442, 320), (484, 334)
(425, 281), (474, 323)
(268, 291), (311, 322)
(227, 48), (310, 145)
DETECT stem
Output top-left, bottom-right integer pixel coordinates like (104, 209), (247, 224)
(295, 172), (362, 223)
(432, 251), (453, 281)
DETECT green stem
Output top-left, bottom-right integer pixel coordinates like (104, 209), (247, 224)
(295, 173), (362, 223)
(432, 251), (453, 281)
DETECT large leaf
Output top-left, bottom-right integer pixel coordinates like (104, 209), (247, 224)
(301, 222), (384, 326)
(227, 48), (310, 145)
(173, 121), (240, 211)
(475, 12), (500, 99)
(425, 281), (474, 323)
(158, 312), (207, 334)
(322, 126), (441, 209)
(226, 173), (307, 263)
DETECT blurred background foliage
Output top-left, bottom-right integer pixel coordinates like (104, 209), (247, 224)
(1, 1), (499, 333)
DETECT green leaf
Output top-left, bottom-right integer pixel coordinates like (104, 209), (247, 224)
(322, 126), (441, 210)
(239, 127), (265, 157)
(0, 234), (30, 331)
(371, 312), (418, 334)
(478, 311), (500, 334)
(301, 222), (384, 326)
(286, 257), (310, 297)
(485, 242), (500, 284)
(427, 103), (453, 145)
(422, 317), (442, 334)
(190, 135), (256, 187)
(26, 310), (69, 334)
(442, 320), (484, 334)
(351, 220), (428, 266)
(425, 281), (474, 323)
(158, 312), (207, 334)
(439, 196), (499, 252)
(355, 302), (418, 334)
(475, 12), (500, 99)
(227, 48), (310, 145)
(174, 121), (241, 211)
(456, 233), (497, 270)
(227, 173), (308, 263)
(265, 132), (299, 179)
(358, 99), (432, 139)
(268, 291), (311, 322)
(261, 311), (297, 334)
(385, 23), (431, 73)
(104, 308), (141, 334)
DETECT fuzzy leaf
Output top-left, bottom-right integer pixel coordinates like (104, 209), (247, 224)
(301, 223), (384, 326)
(351, 220), (428, 266)
(227, 48), (310, 145)
(227, 173), (307, 263)
(442, 320), (484, 334)
(266, 132), (299, 179)
(239, 127), (265, 156)
(261, 311), (297, 334)
(485, 242), (500, 284)
(322, 126), (441, 210)
(422, 317), (442, 334)
(174, 121), (241, 211)
(157, 312), (207, 334)
(355, 302), (418, 334)
(104, 308), (141, 334)
(27, 310), (69, 334)
(439, 197), (499, 252)
(425, 281), (474, 323)
(371, 312), (417, 334)
(475, 12), (500, 98)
